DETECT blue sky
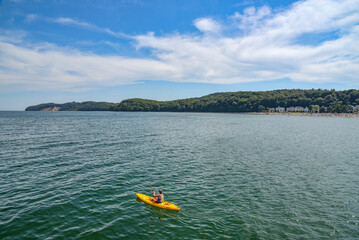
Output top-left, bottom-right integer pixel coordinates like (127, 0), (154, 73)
(0, 0), (359, 110)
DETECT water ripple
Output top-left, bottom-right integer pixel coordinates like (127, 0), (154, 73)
(0, 112), (358, 239)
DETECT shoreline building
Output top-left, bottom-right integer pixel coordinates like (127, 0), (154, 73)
(276, 107), (285, 113)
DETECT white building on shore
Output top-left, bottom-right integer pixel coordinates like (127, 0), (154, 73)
(272, 106), (323, 113)
(287, 107), (295, 112)
(276, 106), (285, 113)
(352, 105), (359, 113)
(295, 106), (304, 112)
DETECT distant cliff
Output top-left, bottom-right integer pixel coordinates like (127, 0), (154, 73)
(25, 101), (115, 111)
(26, 89), (359, 113)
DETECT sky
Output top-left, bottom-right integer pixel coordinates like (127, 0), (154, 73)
(0, 0), (359, 110)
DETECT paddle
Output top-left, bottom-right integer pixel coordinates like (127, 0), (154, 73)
(150, 186), (155, 202)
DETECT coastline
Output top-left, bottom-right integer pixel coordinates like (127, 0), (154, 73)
(244, 112), (359, 118)
(19, 110), (359, 118)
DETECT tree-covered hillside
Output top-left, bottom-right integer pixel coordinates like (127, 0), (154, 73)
(25, 101), (115, 111)
(26, 89), (359, 113)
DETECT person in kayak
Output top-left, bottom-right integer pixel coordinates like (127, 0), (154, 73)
(151, 189), (164, 203)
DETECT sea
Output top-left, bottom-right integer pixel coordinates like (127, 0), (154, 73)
(0, 111), (358, 239)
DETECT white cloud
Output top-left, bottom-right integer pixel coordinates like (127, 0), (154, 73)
(1, 0), (359, 92)
(54, 17), (93, 28)
(0, 36), (176, 91)
(52, 17), (128, 38)
(135, 0), (359, 84)
(194, 18), (222, 33)
(25, 14), (38, 23)
(231, 6), (271, 32)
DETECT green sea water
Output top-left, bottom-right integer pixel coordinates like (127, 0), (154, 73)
(0, 111), (358, 239)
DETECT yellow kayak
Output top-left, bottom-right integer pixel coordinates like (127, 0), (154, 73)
(136, 193), (180, 211)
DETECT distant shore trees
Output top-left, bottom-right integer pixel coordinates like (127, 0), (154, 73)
(26, 89), (359, 114)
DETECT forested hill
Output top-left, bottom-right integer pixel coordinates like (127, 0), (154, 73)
(25, 101), (115, 111)
(25, 89), (359, 113)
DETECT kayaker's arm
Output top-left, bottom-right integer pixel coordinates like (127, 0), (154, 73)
(153, 192), (162, 197)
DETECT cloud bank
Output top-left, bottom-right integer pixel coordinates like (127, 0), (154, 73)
(1, 0), (359, 92)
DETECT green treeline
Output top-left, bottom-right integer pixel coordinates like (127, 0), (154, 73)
(25, 101), (115, 111)
(25, 89), (359, 113)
